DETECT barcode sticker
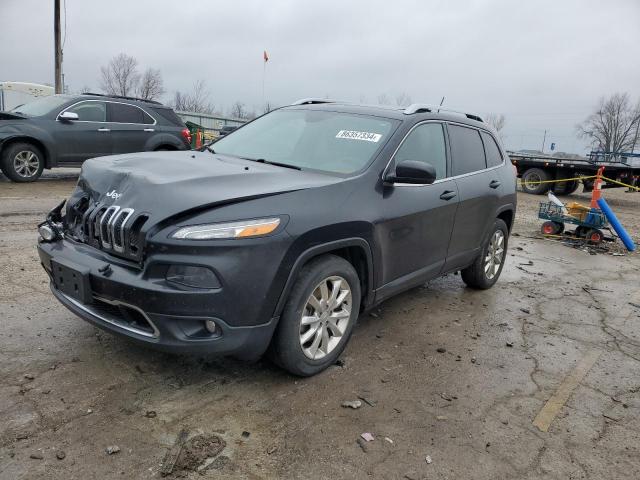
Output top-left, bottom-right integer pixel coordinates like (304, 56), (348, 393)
(336, 130), (382, 142)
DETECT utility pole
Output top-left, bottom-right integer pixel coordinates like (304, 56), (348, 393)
(54, 0), (63, 94)
(541, 129), (547, 153)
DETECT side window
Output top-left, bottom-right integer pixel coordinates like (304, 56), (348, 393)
(65, 101), (106, 122)
(448, 125), (487, 176)
(108, 103), (148, 124)
(481, 131), (503, 168)
(394, 123), (447, 180)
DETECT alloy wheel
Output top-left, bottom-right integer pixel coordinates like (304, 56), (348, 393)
(299, 275), (352, 360)
(13, 150), (40, 178)
(484, 230), (505, 280)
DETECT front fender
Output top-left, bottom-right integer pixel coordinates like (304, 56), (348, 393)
(272, 233), (375, 318)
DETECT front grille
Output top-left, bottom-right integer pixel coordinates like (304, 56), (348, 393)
(66, 198), (148, 261)
(91, 297), (157, 337)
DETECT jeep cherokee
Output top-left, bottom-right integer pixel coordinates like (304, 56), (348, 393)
(37, 99), (516, 376)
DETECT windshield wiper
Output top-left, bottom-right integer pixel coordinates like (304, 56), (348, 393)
(243, 158), (301, 170)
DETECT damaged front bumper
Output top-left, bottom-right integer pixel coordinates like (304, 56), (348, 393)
(37, 238), (279, 356)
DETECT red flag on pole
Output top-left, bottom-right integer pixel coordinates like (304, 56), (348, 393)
(263, 50), (269, 62)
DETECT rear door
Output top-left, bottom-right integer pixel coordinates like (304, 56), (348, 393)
(376, 122), (459, 298)
(106, 102), (156, 154)
(444, 124), (503, 271)
(53, 100), (112, 163)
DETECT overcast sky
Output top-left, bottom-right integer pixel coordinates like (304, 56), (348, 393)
(1, 0), (639, 153)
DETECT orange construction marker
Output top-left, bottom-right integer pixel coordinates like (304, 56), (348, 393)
(590, 166), (604, 208)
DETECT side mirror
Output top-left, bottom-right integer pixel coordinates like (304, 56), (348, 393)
(58, 111), (79, 122)
(386, 160), (436, 185)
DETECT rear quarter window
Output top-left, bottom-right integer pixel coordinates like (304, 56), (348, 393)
(152, 107), (185, 127)
(448, 124), (487, 176)
(108, 103), (153, 124)
(480, 131), (503, 168)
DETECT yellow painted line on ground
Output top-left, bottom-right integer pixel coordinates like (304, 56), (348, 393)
(532, 349), (602, 432)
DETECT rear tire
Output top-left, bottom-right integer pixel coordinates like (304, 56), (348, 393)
(270, 255), (361, 376)
(0, 142), (44, 182)
(553, 179), (579, 196)
(461, 219), (509, 290)
(586, 229), (603, 244)
(521, 168), (550, 195)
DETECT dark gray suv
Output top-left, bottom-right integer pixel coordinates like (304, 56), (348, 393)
(37, 100), (516, 376)
(0, 93), (191, 182)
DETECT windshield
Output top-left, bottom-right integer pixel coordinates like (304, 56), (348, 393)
(9, 95), (71, 117)
(213, 109), (397, 175)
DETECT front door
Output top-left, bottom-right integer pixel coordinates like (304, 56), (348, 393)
(375, 122), (458, 300)
(53, 100), (112, 164)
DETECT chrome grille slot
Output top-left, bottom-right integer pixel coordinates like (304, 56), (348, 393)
(100, 206), (120, 249)
(91, 207), (107, 245)
(111, 208), (134, 253)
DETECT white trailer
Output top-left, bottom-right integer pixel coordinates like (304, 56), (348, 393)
(0, 82), (54, 111)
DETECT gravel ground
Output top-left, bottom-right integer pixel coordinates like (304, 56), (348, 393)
(1, 171), (639, 479)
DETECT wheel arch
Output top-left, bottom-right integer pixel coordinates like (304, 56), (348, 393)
(273, 238), (374, 319)
(496, 206), (515, 233)
(1, 136), (52, 168)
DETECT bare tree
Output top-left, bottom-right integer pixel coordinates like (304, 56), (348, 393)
(172, 80), (215, 114)
(100, 53), (139, 96)
(230, 101), (248, 119)
(578, 93), (640, 152)
(80, 85), (92, 94)
(395, 92), (412, 106)
(377, 93), (391, 105)
(263, 102), (273, 114)
(136, 68), (164, 101)
(485, 113), (506, 133)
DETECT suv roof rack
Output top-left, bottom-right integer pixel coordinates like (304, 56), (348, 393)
(82, 92), (163, 105)
(290, 98), (338, 106)
(402, 103), (483, 123)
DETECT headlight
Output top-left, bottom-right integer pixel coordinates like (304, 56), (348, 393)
(171, 217), (281, 240)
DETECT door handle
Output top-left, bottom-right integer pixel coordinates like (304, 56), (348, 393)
(489, 180), (501, 189)
(439, 190), (457, 201)
(143, 128), (155, 132)
(97, 128), (110, 132)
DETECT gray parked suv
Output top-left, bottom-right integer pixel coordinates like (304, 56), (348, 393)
(0, 93), (191, 182)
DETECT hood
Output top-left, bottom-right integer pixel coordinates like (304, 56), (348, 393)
(0, 112), (27, 121)
(76, 151), (343, 225)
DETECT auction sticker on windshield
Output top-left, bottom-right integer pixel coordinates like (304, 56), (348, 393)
(335, 130), (382, 142)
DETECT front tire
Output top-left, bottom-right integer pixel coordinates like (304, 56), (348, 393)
(270, 255), (361, 376)
(0, 142), (44, 182)
(461, 219), (509, 290)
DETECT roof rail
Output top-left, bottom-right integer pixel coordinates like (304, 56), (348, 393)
(290, 98), (337, 106)
(403, 103), (483, 123)
(82, 92), (163, 105)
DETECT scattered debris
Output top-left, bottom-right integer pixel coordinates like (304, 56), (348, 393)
(24, 374), (35, 380)
(629, 302), (640, 309)
(267, 445), (278, 455)
(356, 437), (369, 453)
(174, 434), (226, 474)
(436, 347), (446, 353)
(358, 395), (377, 407)
(440, 392), (456, 401)
(160, 429), (189, 477)
(241, 431), (250, 439)
(520, 308), (531, 314)
(425, 455), (433, 464)
(144, 410), (157, 418)
(384, 437), (394, 444)
(29, 453), (43, 460)
(86, 409), (93, 414)
(471, 357), (477, 364)
(56, 451), (66, 460)
(506, 341), (514, 347)
(341, 400), (362, 409)
(105, 445), (121, 455)
(370, 312), (379, 318)
(360, 432), (374, 442)
(334, 359), (346, 368)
